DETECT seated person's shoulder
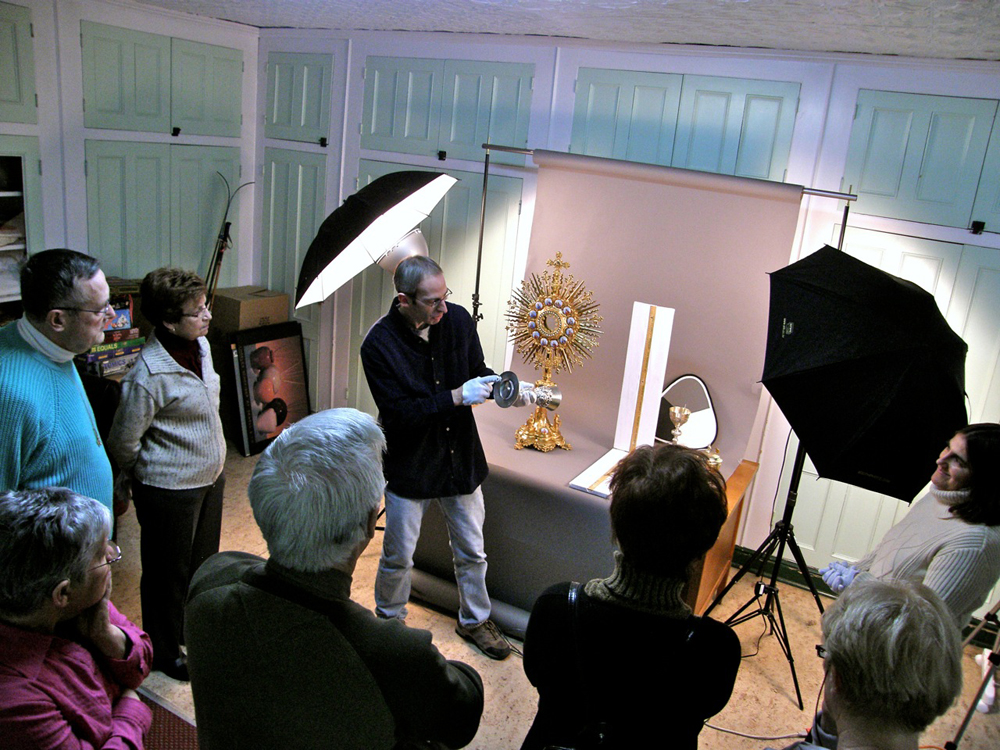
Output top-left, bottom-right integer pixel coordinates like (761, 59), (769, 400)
(188, 551), (264, 600)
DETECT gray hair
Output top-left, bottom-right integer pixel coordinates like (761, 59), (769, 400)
(822, 579), (962, 732)
(20, 249), (101, 320)
(393, 255), (443, 297)
(0, 488), (111, 616)
(248, 408), (386, 572)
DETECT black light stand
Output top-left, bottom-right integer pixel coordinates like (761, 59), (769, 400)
(704, 441), (826, 710)
(703, 195), (856, 709)
(945, 599), (1000, 750)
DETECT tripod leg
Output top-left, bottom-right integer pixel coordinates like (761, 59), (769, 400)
(784, 532), (825, 614)
(704, 527), (780, 616)
(947, 606), (1000, 749)
(768, 587), (805, 710)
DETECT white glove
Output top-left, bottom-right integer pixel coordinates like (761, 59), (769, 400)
(461, 375), (501, 406)
(819, 561), (859, 593)
(512, 382), (538, 408)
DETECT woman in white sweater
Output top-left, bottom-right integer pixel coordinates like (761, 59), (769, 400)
(821, 422), (1000, 631)
(108, 268), (226, 682)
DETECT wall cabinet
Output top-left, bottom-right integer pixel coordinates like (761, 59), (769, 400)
(0, 1), (37, 124)
(264, 52), (332, 145)
(361, 57), (533, 166)
(258, 147), (327, 400)
(571, 68), (799, 181)
(85, 140), (240, 285)
(843, 89), (998, 231)
(570, 68), (682, 165)
(0, 134), (43, 301)
(81, 21), (243, 137)
(673, 75), (799, 181)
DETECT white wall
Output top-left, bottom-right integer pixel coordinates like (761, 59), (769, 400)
(7, 0), (1000, 551)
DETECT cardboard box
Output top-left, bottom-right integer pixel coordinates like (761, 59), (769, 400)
(211, 286), (289, 335)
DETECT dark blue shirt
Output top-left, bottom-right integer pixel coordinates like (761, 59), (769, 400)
(360, 300), (494, 498)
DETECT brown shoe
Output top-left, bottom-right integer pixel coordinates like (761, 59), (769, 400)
(455, 619), (511, 660)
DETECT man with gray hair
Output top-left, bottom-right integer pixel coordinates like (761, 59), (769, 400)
(0, 487), (153, 748)
(184, 408), (484, 750)
(361, 254), (509, 660)
(767, 578), (963, 750)
(0, 249), (115, 513)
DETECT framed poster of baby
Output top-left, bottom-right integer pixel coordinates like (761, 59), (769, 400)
(230, 321), (310, 456)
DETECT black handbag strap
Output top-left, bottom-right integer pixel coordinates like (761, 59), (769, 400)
(563, 581), (702, 750)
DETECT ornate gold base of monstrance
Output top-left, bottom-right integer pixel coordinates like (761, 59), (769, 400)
(505, 252), (602, 452)
(513, 367), (570, 452)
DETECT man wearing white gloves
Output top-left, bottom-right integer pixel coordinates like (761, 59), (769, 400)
(361, 255), (511, 660)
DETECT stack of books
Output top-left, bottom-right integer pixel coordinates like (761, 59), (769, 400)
(76, 288), (145, 379)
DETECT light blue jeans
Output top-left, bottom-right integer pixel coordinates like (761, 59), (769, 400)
(375, 486), (491, 627)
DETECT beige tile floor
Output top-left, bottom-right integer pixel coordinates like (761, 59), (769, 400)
(111, 447), (1000, 749)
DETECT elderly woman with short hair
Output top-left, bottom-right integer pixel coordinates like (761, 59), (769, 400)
(520, 443), (741, 750)
(108, 267), (226, 681)
(770, 579), (962, 750)
(0, 487), (153, 748)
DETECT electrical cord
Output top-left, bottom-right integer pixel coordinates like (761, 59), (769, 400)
(704, 664), (825, 742)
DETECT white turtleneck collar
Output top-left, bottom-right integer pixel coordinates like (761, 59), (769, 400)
(16, 317), (77, 364)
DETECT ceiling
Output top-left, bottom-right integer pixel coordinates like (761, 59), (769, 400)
(129, 0), (1000, 61)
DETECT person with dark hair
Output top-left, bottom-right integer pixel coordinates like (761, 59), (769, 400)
(520, 443), (741, 750)
(0, 487), (153, 748)
(185, 409), (484, 750)
(821, 423), (1000, 630)
(0, 249), (114, 513)
(361, 254), (510, 660)
(107, 267), (226, 682)
(768, 580), (962, 750)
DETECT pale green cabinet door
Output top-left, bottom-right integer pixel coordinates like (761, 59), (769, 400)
(265, 52), (332, 145)
(170, 145), (240, 283)
(843, 90), (998, 228)
(0, 2), (36, 124)
(81, 22), (170, 132)
(348, 160), (522, 416)
(260, 148), (327, 402)
(171, 39), (243, 138)
(440, 60), (533, 166)
(0, 135), (43, 252)
(971, 120), (1000, 234)
(85, 140), (170, 279)
(673, 75), (799, 180)
(361, 57), (443, 156)
(570, 68), (682, 166)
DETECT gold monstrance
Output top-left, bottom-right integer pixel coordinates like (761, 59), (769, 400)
(505, 253), (602, 451)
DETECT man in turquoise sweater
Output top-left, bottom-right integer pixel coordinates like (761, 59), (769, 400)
(0, 250), (114, 514)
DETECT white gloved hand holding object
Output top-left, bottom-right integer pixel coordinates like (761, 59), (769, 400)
(819, 561), (859, 593)
(512, 381), (538, 408)
(461, 375), (501, 406)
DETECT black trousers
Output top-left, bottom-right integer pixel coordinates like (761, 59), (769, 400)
(133, 473), (225, 664)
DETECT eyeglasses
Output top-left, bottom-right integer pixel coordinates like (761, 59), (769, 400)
(90, 542), (123, 571)
(180, 305), (211, 319)
(56, 301), (115, 317)
(410, 288), (452, 308)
